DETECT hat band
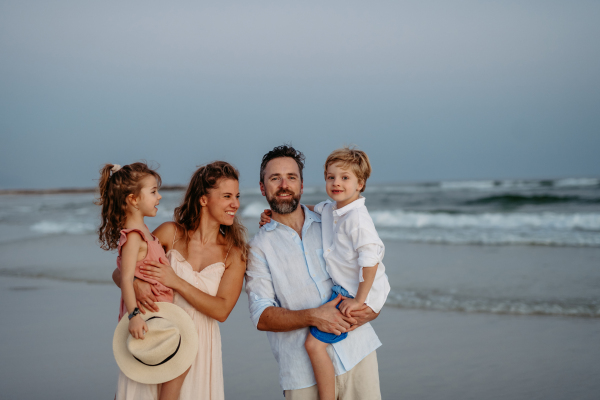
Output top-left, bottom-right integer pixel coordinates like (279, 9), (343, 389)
(132, 316), (182, 367)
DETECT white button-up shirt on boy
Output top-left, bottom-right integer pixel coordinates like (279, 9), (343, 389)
(245, 206), (381, 391)
(315, 197), (390, 313)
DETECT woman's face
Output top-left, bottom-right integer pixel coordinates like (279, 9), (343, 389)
(201, 178), (240, 226)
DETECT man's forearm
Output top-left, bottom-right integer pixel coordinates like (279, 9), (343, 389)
(257, 306), (314, 332)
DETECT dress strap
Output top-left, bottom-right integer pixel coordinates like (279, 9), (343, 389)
(172, 225), (180, 247)
(224, 244), (233, 263)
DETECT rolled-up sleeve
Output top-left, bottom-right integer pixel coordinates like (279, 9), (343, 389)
(356, 243), (384, 281)
(245, 247), (279, 327)
(348, 215), (384, 281)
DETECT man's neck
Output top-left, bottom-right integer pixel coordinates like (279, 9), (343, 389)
(271, 205), (305, 238)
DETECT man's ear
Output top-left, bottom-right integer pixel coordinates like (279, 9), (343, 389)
(300, 181), (304, 195)
(259, 181), (266, 197)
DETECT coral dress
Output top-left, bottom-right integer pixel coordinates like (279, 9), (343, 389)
(116, 228), (173, 320)
(115, 233), (227, 400)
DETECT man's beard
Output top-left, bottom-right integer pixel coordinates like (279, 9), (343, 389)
(267, 189), (301, 214)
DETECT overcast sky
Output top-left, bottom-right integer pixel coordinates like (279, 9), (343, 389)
(1, 0), (599, 190)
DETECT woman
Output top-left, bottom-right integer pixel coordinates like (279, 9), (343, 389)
(113, 161), (248, 400)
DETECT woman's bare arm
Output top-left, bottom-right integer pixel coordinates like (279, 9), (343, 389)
(140, 247), (246, 323)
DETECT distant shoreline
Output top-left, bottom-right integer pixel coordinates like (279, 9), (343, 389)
(0, 185), (187, 196)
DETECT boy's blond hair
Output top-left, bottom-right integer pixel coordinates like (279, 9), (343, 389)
(324, 146), (372, 192)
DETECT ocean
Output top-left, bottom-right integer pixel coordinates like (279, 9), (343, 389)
(1, 177), (599, 318)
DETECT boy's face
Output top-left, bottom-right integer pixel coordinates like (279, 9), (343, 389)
(325, 162), (364, 209)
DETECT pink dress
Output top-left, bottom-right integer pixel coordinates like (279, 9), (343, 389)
(116, 228), (173, 320)
(115, 231), (227, 400)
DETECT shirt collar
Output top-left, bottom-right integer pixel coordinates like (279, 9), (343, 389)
(263, 204), (321, 232)
(333, 196), (365, 217)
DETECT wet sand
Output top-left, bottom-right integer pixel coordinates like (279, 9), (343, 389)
(0, 275), (599, 400)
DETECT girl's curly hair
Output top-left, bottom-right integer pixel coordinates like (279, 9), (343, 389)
(174, 161), (248, 262)
(95, 162), (161, 251)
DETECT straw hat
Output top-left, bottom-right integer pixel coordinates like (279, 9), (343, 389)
(113, 302), (198, 384)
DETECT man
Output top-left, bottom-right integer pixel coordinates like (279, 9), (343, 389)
(246, 145), (382, 399)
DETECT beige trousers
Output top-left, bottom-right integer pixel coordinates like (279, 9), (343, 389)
(285, 351), (381, 400)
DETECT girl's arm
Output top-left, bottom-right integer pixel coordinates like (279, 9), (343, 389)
(120, 232), (148, 339)
(140, 247), (246, 323)
(112, 268), (159, 313)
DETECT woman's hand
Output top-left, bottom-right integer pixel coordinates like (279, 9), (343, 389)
(134, 279), (159, 313)
(259, 209), (272, 227)
(128, 315), (148, 340)
(140, 257), (181, 290)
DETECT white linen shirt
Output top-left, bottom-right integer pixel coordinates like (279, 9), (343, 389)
(245, 206), (382, 391)
(314, 197), (390, 313)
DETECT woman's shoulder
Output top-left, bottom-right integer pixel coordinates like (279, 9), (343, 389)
(224, 244), (246, 270)
(153, 222), (183, 243)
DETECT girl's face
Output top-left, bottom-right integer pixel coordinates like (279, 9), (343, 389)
(136, 175), (162, 217)
(201, 178), (240, 226)
(325, 162), (364, 209)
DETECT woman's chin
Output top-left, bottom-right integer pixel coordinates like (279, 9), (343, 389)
(221, 218), (235, 226)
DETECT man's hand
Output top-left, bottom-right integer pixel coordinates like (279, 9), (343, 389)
(346, 303), (379, 332)
(134, 279), (159, 313)
(310, 294), (357, 335)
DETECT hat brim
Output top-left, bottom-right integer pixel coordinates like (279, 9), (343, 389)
(113, 302), (198, 384)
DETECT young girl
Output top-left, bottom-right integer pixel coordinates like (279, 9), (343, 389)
(260, 147), (390, 400)
(96, 162), (185, 400)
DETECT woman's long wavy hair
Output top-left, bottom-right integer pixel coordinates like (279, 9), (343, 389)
(95, 162), (162, 251)
(174, 161), (248, 262)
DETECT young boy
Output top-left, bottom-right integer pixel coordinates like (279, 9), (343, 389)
(260, 146), (390, 400)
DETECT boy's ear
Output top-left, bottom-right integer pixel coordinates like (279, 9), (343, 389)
(357, 180), (365, 192)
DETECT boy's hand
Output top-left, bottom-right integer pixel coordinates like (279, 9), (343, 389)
(128, 315), (148, 340)
(338, 298), (364, 318)
(259, 209), (272, 227)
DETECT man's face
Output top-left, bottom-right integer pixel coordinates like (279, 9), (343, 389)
(260, 157), (303, 215)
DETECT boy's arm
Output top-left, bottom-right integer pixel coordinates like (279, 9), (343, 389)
(339, 262), (378, 317)
(354, 263), (378, 305)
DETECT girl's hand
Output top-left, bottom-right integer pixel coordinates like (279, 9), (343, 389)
(259, 209), (272, 227)
(338, 298), (364, 318)
(128, 315), (148, 340)
(140, 257), (180, 289)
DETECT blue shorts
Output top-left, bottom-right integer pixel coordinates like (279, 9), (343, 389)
(309, 285), (353, 344)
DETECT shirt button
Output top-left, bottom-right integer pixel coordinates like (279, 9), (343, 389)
(334, 221), (337, 224)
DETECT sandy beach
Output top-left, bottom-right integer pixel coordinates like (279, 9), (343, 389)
(1, 273), (599, 400)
